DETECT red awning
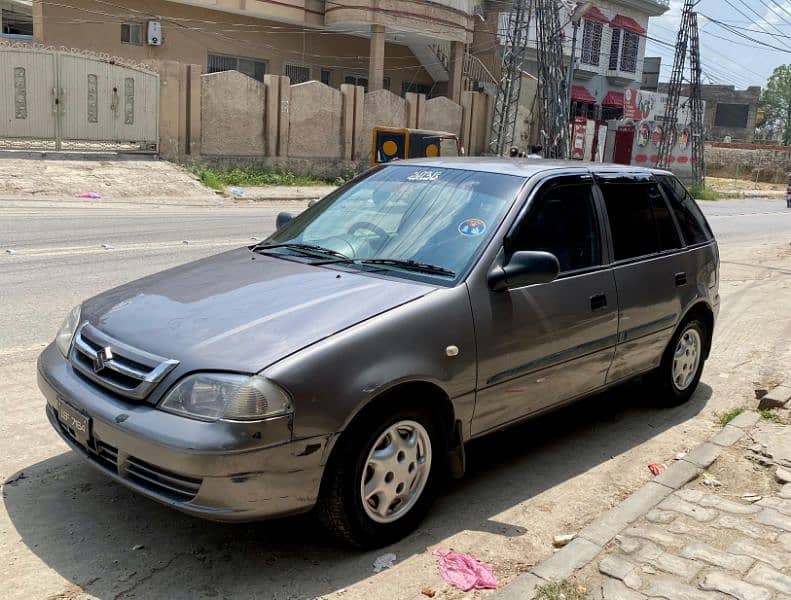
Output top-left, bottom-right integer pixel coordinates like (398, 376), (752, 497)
(571, 85), (597, 104)
(582, 6), (610, 25)
(610, 14), (646, 34)
(602, 91), (625, 107)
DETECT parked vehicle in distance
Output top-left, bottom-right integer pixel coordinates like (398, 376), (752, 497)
(371, 126), (460, 166)
(38, 159), (719, 548)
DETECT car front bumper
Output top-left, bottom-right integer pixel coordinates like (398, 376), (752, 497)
(37, 343), (331, 522)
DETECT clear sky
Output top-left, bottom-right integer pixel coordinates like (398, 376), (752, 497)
(646, 0), (791, 90)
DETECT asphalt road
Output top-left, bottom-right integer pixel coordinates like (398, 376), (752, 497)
(2, 195), (791, 600)
(2, 196), (789, 351)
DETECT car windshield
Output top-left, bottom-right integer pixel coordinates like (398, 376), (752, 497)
(263, 165), (525, 281)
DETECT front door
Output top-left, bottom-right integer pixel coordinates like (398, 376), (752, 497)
(470, 175), (619, 436)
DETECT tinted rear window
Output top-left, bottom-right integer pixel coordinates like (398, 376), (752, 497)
(600, 182), (680, 261)
(657, 175), (714, 245)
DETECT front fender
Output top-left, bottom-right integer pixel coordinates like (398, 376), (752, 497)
(263, 283), (477, 441)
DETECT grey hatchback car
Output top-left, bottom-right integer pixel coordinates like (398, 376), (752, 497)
(38, 159), (719, 547)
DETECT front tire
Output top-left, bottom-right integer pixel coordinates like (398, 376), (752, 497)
(317, 405), (441, 548)
(653, 318), (708, 406)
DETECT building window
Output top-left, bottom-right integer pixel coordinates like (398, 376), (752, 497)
(580, 20), (603, 67)
(284, 63), (311, 84)
(1, 6), (33, 37)
(608, 28), (621, 71)
(344, 74), (369, 91)
(208, 53), (267, 82)
(620, 30), (639, 73)
(714, 103), (750, 129)
(121, 23), (143, 45)
(320, 69), (332, 85)
(402, 82), (432, 96)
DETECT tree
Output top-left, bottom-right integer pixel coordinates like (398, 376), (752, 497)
(762, 65), (791, 145)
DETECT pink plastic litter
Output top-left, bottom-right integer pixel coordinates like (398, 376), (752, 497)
(433, 548), (498, 591)
(77, 192), (102, 199)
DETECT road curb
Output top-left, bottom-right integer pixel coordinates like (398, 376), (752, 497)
(492, 410), (761, 598)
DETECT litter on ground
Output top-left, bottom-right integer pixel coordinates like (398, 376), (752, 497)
(648, 463), (668, 476)
(433, 548), (498, 591)
(372, 553), (397, 573)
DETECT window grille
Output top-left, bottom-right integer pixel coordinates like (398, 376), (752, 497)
(580, 20), (603, 66)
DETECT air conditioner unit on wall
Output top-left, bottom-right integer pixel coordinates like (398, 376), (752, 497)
(147, 21), (162, 46)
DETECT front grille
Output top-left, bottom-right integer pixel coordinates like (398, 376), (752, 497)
(56, 415), (119, 472)
(95, 441), (119, 470)
(70, 323), (178, 401)
(123, 456), (202, 501)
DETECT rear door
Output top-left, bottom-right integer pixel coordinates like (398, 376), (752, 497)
(597, 174), (686, 383)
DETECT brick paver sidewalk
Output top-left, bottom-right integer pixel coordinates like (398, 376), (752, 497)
(497, 407), (791, 600)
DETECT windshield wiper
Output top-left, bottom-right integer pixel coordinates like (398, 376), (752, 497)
(356, 259), (456, 278)
(253, 242), (351, 261)
(264, 248), (456, 278)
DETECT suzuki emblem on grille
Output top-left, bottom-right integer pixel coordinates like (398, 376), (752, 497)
(93, 346), (114, 373)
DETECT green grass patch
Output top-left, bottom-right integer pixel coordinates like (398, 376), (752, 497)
(717, 407), (746, 426)
(689, 185), (722, 201)
(759, 409), (784, 424)
(191, 165), (348, 190)
(535, 580), (588, 600)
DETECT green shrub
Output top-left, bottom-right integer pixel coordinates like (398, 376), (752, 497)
(190, 165), (350, 190)
(689, 185), (721, 201)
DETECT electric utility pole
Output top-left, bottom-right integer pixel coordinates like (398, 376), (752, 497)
(534, 0), (571, 158)
(488, 1), (532, 156)
(658, 0), (705, 186)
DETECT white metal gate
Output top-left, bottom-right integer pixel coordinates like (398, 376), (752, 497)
(0, 44), (159, 152)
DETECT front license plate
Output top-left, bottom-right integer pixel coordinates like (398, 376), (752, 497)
(58, 400), (91, 444)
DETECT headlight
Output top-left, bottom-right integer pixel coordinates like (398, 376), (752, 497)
(55, 304), (82, 357)
(159, 373), (293, 422)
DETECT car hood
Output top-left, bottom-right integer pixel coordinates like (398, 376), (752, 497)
(81, 248), (435, 373)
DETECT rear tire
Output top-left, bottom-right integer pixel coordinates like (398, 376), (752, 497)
(652, 318), (708, 406)
(317, 404), (442, 548)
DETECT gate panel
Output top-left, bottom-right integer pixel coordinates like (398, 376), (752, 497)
(59, 54), (159, 152)
(0, 47), (57, 149)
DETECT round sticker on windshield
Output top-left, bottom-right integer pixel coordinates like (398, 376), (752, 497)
(459, 218), (486, 237)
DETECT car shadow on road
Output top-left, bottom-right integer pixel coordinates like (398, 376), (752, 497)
(3, 380), (711, 599)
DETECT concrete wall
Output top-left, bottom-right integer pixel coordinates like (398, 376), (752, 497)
(201, 71), (266, 156)
(186, 71), (491, 167)
(706, 143), (791, 184)
(356, 90), (409, 161)
(421, 96), (463, 137)
(288, 81), (344, 159)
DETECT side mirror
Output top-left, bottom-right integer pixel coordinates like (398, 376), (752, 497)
(276, 211), (294, 230)
(488, 251), (560, 291)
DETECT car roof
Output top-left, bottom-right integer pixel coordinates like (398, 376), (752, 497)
(392, 156), (673, 178)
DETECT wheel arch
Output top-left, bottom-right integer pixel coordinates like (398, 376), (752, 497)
(676, 301), (715, 359)
(319, 380), (459, 484)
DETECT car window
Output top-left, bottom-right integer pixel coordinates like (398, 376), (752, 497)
(600, 181), (681, 261)
(510, 182), (602, 273)
(266, 165), (525, 280)
(656, 175), (714, 245)
(600, 182), (661, 260)
(649, 184), (682, 251)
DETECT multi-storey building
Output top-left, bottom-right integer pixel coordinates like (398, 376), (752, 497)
(470, 0), (669, 129)
(12, 0), (482, 101)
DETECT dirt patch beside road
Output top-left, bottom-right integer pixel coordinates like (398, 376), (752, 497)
(0, 157), (214, 199)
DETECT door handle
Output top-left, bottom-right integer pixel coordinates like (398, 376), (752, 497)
(675, 272), (688, 287)
(590, 293), (607, 311)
